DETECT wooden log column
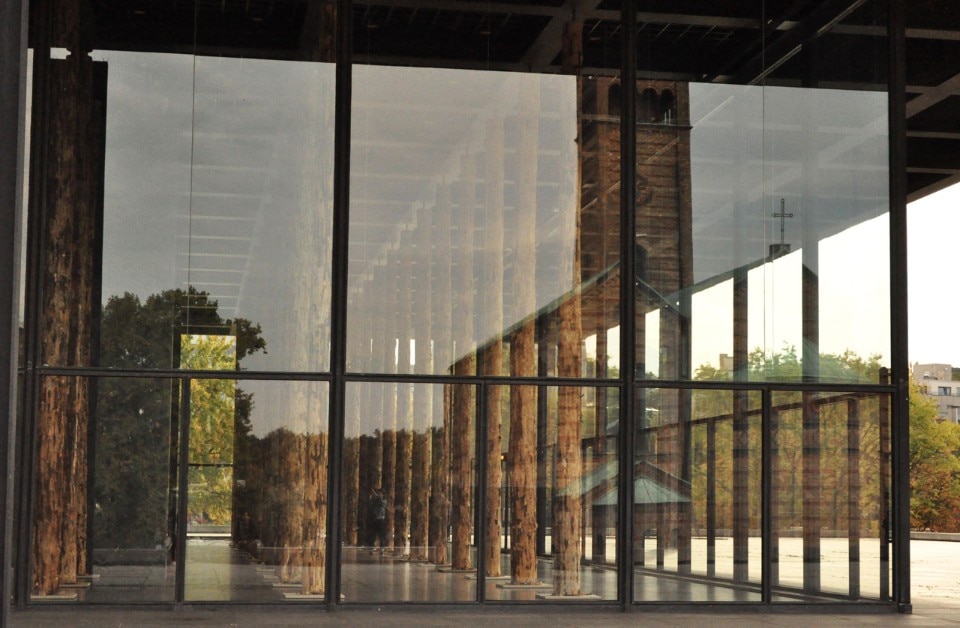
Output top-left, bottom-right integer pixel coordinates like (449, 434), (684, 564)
(553, 21), (585, 597)
(33, 0), (104, 594)
(481, 116), (506, 578)
(393, 241), (414, 553)
(508, 81), (540, 585)
(280, 4), (335, 594)
(342, 384), (362, 546)
(409, 210), (434, 561)
(381, 258), (399, 551)
(451, 155), (477, 571)
(430, 183), (454, 565)
(732, 266), (750, 583)
(847, 397), (861, 598)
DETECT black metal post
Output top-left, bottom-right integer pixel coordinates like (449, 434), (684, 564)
(536, 326), (549, 556)
(888, 0), (911, 613)
(325, 0), (353, 609)
(847, 397), (861, 599)
(761, 388), (773, 603)
(619, 0), (637, 608)
(706, 418), (716, 577)
(175, 377), (191, 603)
(1, 0), (28, 618)
(475, 382), (488, 602)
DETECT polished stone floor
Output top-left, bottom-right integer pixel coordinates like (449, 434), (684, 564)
(53, 536), (889, 605)
(15, 541), (960, 626)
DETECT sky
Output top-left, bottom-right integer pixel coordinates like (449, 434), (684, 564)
(908, 183), (960, 367)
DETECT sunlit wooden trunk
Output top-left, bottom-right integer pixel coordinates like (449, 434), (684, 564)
(508, 81), (540, 585)
(552, 22), (585, 596)
(33, 0), (106, 593)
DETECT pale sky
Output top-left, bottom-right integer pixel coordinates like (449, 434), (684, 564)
(908, 182), (960, 367)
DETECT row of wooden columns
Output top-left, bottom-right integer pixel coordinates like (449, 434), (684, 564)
(339, 23), (588, 595)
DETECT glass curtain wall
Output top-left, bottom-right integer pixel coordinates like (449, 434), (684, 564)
(18, 0), (897, 609)
(341, 0), (623, 604)
(24, 0), (336, 603)
(632, 0), (892, 604)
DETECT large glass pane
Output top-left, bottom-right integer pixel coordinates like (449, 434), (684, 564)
(32, 376), (178, 603)
(340, 381), (476, 603)
(635, 1), (890, 384)
(633, 387), (761, 603)
(185, 379), (330, 602)
(30, 0), (335, 372)
(347, 1), (622, 380)
(485, 385), (619, 602)
(772, 390), (891, 602)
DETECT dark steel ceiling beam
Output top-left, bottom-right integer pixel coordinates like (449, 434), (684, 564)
(718, 0), (868, 85)
(906, 71), (960, 118)
(518, 0), (607, 69)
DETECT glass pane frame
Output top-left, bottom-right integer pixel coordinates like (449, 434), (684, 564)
(30, 375), (180, 603)
(483, 384), (620, 603)
(770, 389), (892, 602)
(183, 377), (331, 603)
(339, 380), (478, 604)
(15, 0), (908, 612)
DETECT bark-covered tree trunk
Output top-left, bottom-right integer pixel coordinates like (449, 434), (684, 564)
(278, 10), (336, 591)
(508, 81), (540, 585)
(409, 208), (434, 561)
(394, 246), (414, 553)
(276, 430), (303, 585)
(301, 427), (328, 595)
(429, 184), (453, 565)
(432, 385), (452, 565)
(451, 154), (477, 571)
(481, 115), (506, 577)
(342, 388), (361, 546)
(381, 272), (399, 551)
(34, 0), (103, 591)
(553, 22), (584, 596)
(732, 268), (749, 582)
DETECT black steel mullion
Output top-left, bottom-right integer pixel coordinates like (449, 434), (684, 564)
(175, 377), (191, 604)
(887, 0), (910, 614)
(1, 0), (28, 616)
(620, 0), (637, 609)
(475, 382), (488, 603)
(28, 364), (897, 396)
(326, 0), (353, 610)
(761, 387), (773, 603)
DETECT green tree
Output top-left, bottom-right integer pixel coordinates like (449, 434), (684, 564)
(909, 378), (960, 531)
(93, 288), (263, 550)
(182, 334), (238, 525)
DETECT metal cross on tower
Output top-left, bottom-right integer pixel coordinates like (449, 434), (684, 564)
(773, 198), (793, 247)
(769, 198), (794, 257)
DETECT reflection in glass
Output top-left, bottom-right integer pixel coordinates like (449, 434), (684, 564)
(633, 387), (762, 603)
(486, 385), (619, 602)
(772, 390), (890, 601)
(639, 82), (889, 384)
(340, 381), (475, 603)
(36, 45), (335, 372)
(347, 67), (620, 379)
(31, 376), (178, 602)
(185, 379), (329, 602)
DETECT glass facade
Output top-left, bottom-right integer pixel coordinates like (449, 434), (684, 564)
(9, 0), (907, 611)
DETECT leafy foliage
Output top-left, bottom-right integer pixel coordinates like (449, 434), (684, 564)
(909, 378), (960, 531)
(93, 288), (263, 551)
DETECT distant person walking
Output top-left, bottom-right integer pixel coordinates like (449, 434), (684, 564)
(368, 486), (388, 553)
